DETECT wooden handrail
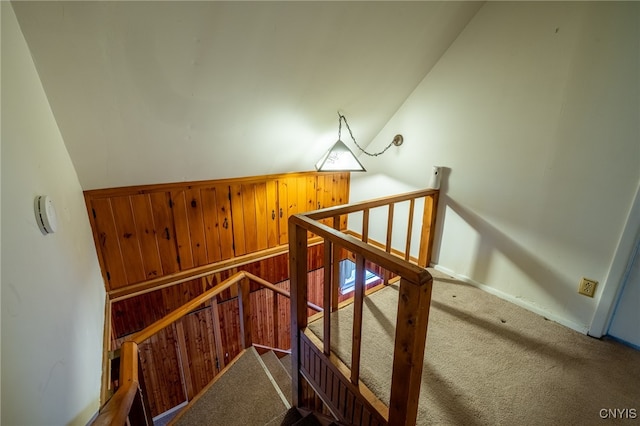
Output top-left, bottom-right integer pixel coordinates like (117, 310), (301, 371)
(289, 214), (431, 286)
(304, 188), (438, 220)
(129, 270), (321, 344)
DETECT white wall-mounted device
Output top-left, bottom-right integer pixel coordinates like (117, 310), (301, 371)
(428, 166), (442, 189)
(34, 195), (58, 234)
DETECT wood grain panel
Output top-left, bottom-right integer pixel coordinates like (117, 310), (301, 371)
(266, 179), (279, 248)
(214, 185), (234, 260)
(217, 298), (242, 367)
(242, 184), (260, 253)
(180, 309), (219, 396)
(278, 177), (294, 245)
(200, 187), (223, 263)
(170, 191), (195, 270)
(253, 182), (270, 251)
(161, 278), (206, 313)
(149, 192), (180, 276)
(111, 290), (167, 338)
(130, 194), (163, 280)
(90, 198), (128, 289)
(316, 175), (333, 227)
(184, 188), (208, 267)
(110, 196), (146, 284)
(230, 184), (247, 256)
(304, 175), (317, 214)
(138, 326), (185, 417)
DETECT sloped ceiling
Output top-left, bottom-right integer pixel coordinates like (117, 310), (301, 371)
(13, 1), (482, 190)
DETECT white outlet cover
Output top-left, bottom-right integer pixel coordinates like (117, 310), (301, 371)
(34, 195), (57, 234)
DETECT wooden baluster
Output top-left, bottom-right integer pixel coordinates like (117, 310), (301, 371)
(175, 321), (194, 400)
(350, 253), (365, 384)
(384, 204), (395, 285)
(362, 208), (370, 243)
(386, 203), (394, 253)
(388, 277), (433, 426)
(210, 299), (226, 371)
(331, 216), (341, 312)
(418, 193), (439, 267)
(289, 217), (309, 408)
(238, 277), (252, 349)
(405, 199), (415, 261)
(323, 240), (333, 356)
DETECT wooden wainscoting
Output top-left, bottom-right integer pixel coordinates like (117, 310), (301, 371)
(84, 171), (350, 293)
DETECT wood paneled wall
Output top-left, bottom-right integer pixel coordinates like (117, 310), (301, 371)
(92, 172), (352, 416)
(85, 171), (350, 292)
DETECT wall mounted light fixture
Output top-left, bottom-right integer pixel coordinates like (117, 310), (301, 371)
(315, 113), (403, 172)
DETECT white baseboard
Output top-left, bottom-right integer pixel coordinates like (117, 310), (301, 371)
(431, 264), (589, 335)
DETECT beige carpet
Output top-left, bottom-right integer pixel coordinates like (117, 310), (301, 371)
(172, 347), (288, 426)
(308, 269), (640, 425)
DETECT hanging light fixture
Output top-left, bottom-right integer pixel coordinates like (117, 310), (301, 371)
(315, 113), (403, 172)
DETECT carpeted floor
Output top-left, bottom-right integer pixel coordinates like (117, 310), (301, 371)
(308, 268), (640, 425)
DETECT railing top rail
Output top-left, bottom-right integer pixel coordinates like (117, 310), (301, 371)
(289, 214), (431, 286)
(304, 188), (438, 220)
(129, 271), (245, 343)
(129, 270), (320, 344)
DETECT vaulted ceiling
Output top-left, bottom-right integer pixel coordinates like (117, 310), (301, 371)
(13, 1), (482, 190)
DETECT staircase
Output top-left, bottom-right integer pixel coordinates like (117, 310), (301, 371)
(169, 347), (333, 426)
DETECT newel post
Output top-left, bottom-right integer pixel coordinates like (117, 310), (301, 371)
(388, 276), (433, 426)
(289, 216), (309, 407)
(418, 192), (439, 268)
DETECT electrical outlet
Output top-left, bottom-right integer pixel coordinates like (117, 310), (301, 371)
(578, 277), (598, 297)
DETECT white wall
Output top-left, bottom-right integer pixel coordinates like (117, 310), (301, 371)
(1, 3), (106, 425)
(350, 2), (640, 333)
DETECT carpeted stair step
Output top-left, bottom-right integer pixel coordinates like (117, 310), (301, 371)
(172, 347), (289, 426)
(260, 351), (292, 404)
(279, 353), (293, 377)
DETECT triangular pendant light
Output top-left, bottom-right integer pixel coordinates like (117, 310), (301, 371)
(315, 139), (366, 172)
(315, 113), (403, 172)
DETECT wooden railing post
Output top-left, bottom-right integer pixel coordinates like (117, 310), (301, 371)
(289, 218), (309, 408)
(418, 192), (439, 267)
(238, 277), (252, 349)
(388, 277), (433, 426)
(120, 341), (138, 393)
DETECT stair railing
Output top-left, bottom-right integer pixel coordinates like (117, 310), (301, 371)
(93, 270), (321, 426)
(289, 188), (439, 426)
